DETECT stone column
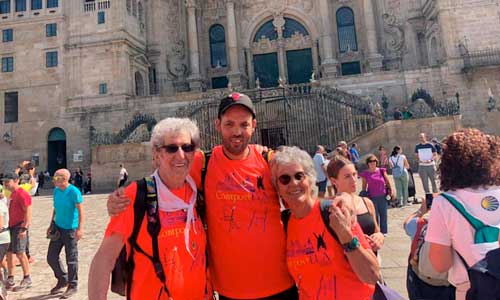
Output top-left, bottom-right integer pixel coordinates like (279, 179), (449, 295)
(225, 0), (244, 87)
(363, 0), (383, 72)
(274, 16), (287, 84)
(318, 0), (338, 77)
(185, 0), (202, 90)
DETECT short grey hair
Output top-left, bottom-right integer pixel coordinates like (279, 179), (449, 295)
(269, 146), (318, 196)
(55, 168), (71, 180)
(150, 118), (200, 149)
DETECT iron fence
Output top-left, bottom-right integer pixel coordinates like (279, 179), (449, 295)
(462, 48), (500, 71)
(176, 85), (382, 154)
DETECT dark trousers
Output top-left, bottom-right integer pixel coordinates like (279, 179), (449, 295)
(371, 195), (388, 234)
(219, 286), (298, 300)
(47, 226), (78, 287)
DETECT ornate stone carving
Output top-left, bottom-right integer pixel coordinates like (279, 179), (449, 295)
(165, 0), (188, 80)
(167, 40), (188, 80)
(382, 13), (405, 54)
(284, 32), (313, 50)
(268, 0), (286, 15)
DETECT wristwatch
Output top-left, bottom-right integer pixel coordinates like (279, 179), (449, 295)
(342, 236), (360, 253)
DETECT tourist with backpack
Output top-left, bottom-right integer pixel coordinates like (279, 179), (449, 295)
(404, 193), (455, 300)
(108, 93), (296, 299)
(425, 129), (500, 300)
(389, 146), (410, 207)
(89, 118), (207, 300)
(269, 146), (379, 299)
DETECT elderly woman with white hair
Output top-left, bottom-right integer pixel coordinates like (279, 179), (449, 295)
(88, 118), (206, 300)
(269, 146), (379, 300)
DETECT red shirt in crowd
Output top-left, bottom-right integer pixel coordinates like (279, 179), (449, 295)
(9, 188), (32, 227)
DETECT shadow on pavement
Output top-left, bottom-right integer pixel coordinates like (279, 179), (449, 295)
(17, 294), (62, 300)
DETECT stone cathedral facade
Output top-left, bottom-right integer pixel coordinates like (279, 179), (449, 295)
(0, 0), (499, 174)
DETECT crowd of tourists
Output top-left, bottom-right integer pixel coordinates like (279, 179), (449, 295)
(90, 92), (500, 300)
(0, 92), (498, 300)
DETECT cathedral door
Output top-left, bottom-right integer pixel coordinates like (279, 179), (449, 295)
(47, 128), (67, 175)
(286, 48), (313, 84)
(253, 53), (279, 88)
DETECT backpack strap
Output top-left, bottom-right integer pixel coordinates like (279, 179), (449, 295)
(441, 193), (499, 244)
(409, 218), (427, 258)
(281, 209), (291, 233)
(128, 177), (172, 298)
(262, 149), (274, 162)
(197, 150), (211, 229)
(125, 178), (148, 299)
(319, 199), (340, 243)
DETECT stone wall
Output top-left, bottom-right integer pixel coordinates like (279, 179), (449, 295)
(350, 115), (463, 169)
(91, 142), (153, 192)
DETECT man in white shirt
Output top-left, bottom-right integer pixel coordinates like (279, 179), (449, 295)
(117, 165), (128, 188)
(414, 133), (438, 194)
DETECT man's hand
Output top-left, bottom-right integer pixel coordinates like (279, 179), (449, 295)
(46, 226), (51, 238)
(76, 228), (83, 241)
(253, 144), (269, 155)
(18, 229), (27, 238)
(107, 188), (130, 217)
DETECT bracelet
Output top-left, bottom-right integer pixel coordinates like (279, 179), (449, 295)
(416, 209), (423, 217)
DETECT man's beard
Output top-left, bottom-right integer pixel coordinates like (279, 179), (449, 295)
(222, 135), (250, 156)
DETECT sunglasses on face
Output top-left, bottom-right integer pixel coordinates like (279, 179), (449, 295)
(53, 175), (65, 181)
(278, 172), (306, 185)
(368, 160), (378, 163)
(159, 143), (196, 154)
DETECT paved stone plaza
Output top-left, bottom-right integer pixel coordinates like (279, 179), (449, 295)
(7, 175), (431, 300)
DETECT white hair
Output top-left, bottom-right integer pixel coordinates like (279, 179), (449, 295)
(150, 118), (200, 149)
(269, 146), (318, 196)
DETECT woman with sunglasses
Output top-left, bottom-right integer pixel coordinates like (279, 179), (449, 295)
(327, 156), (384, 253)
(360, 154), (395, 235)
(89, 118), (207, 300)
(270, 146), (379, 300)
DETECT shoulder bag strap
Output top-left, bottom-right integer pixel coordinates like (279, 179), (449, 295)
(126, 178), (148, 299)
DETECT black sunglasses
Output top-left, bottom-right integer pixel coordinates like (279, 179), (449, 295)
(278, 172), (306, 185)
(159, 144), (196, 154)
(367, 160), (378, 163)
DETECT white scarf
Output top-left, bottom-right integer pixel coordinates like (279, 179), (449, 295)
(152, 170), (198, 259)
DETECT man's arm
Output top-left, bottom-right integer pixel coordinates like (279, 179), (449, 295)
(76, 203), (84, 240)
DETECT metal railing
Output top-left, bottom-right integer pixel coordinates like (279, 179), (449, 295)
(175, 84), (383, 153)
(462, 48), (500, 71)
(84, 0), (111, 12)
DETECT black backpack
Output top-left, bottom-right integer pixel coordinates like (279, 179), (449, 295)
(466, 247), (500, 300)
(110, 177), (171, 299)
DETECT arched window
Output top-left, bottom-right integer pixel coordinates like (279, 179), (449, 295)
(254, 20), (278, 42)
(138, 1), (143, 23)
(135, 72), (145, 96)
(283, 18), (309, 38)
(336, 7), (358, 53)
(209, 24), (227, 68)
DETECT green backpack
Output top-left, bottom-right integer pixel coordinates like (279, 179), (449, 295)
(441, 193), (499, 244)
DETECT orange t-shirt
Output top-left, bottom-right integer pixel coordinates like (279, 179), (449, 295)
(190, 145), (294, 298)
(105, 181), (207, 300)
(287, 201), (375, 300)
